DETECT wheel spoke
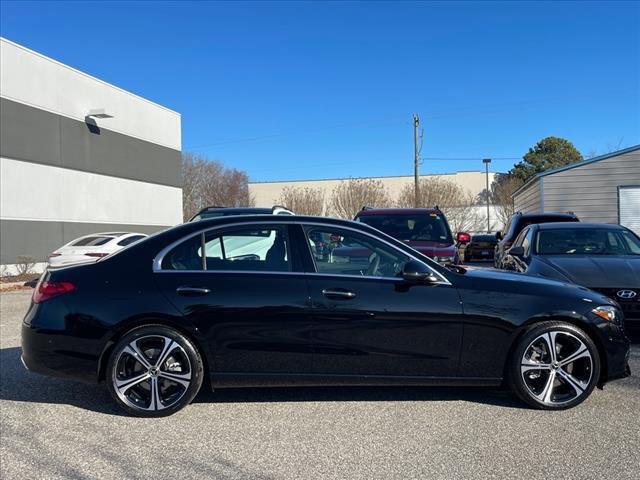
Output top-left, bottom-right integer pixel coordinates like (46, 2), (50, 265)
(123, 342), (152, 369)
(535, 370), (556, 403)
(158, 371), (191, 389)
(115, 372), (150, 393)
(521, 360), (552, 373)
(544, 332), (558, 363)
(145, 377), (165, 411)
(557, 370), (586, 395)
(155, 337), (176, 368)
(559, 346), (590, 367)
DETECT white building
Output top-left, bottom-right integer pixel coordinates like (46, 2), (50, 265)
(250, 171), (496, 213)
(0, 38), (183, 272)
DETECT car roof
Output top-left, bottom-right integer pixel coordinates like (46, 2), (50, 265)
(516, 212), (578, 219)
(198, 207), (272, 213)
(534, 222), (627, 230)
(356, 208), (441, 216)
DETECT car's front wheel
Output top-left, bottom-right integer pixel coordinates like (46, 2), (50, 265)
(106, 325), (204, 417)
(508, 321), (600, 410)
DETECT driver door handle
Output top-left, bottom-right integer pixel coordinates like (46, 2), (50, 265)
(176, 286), (211, 296)
(322, 288), (356, 300)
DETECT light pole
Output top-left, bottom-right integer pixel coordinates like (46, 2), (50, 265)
(482, 158), (491, 233)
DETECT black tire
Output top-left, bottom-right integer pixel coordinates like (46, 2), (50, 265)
(508, 321), (600, 410)
(106, 325), (204, 417)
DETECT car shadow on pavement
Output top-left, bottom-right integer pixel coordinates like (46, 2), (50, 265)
(4, 328), (638, 416)
(0, 346), (126, 416)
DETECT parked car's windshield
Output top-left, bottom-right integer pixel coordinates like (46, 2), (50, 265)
(357, 214), (453, 243)
(537, 228), (640, 255)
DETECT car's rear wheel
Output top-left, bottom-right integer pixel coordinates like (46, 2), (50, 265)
(106, 325), (204, 417)
(508, 321), (600, 410)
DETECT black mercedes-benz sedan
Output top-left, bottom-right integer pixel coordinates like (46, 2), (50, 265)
(22, 216), (630, 416)
(499, 222), (640, 326)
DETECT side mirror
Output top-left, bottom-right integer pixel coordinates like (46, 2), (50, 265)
(495, 231), (503, 240)
(456, 232), (471, 244)
(402, 260), (439, 283)
(509, 246), (525, 257)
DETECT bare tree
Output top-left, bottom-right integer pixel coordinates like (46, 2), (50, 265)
(490, 174), (523, 227)
(14, 256), (37, 276)
(397, 177), (483, 233)
(276, 186), (325, 216)
(181, 152), (254, 221)
(397, 177), (464, 209)
(330, 178), (391, 219)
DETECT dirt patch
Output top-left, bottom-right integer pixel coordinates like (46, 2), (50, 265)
(0, 273), (40, 284)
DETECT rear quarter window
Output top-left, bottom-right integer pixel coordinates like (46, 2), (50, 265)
(71, 236), (113, 247)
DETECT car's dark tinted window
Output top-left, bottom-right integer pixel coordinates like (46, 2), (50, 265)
(71, 236), (113, 247)
(161, 235), (204, 270)
(510, 215), (578, 240)
(471, 235), (497, 243)
(357, 213), (453, 243)
(117, 235), (145, 246)
(203, 226), (290, 272)
(536, 228), (640, 255)
(305, 227), (410, 278)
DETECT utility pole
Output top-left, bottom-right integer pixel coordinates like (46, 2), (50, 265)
(483, 158), (492, 232)
(413, 114), (421, 207)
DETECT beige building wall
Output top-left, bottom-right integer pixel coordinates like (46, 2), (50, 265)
(250, 171), (496, 213)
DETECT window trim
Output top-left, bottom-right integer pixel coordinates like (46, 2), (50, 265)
(302, 225), (412, 281)
(154, 222), (294, 274)
(152, 220), (450, 285)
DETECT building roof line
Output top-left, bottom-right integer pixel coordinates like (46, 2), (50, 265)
(512, 144), (640, 197)
(249, 170), (502, 185)
(0, 37), (181, 117)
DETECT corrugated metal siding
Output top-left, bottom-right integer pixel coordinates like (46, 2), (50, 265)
(542, 150), (640, 223)
(513, 178), (541, 213)
(619, 186), (640, 234)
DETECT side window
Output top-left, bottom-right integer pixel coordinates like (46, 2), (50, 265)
(117, 235), (145, 246)
(522, 228), (533, 256)
(161, 234), (203, 270)
(305, 227), (410, 278)
(203, 226), (290, 272)
(512, 227), (528, 248)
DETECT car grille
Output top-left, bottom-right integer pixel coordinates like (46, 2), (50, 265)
(592, 288), (640, 321)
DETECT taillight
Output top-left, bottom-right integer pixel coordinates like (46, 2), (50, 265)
(32, 281), (76, 303)
(48, 253), (61, 258)
(84, 252), (109, 258)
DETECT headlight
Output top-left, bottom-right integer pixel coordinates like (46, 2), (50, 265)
(592, 305), (620, 323)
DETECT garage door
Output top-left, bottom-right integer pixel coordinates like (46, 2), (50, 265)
(619, 186), (640, 234)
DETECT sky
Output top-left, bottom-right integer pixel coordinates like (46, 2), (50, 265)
(1, 1), (639, 181)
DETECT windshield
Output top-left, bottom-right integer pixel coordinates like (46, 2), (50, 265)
(537, 228), (640, 255)
(358, 213), (453, 243)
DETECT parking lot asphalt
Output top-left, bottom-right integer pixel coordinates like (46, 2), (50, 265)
(1, 289), (639, 480)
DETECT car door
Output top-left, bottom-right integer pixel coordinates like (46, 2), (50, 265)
(153, 222), (312, 376)
(298, 224), (464, 377)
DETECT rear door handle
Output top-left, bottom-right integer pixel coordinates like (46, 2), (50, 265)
(322, 288), (356, 300)
(176, 286), (211, 296)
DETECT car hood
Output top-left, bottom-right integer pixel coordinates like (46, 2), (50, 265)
(402, 240), (456, 257)
(460, 266), (616, 306)
(538, 255), (640, 288)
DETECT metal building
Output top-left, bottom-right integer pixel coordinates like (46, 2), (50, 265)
(513, 145), (640, 233)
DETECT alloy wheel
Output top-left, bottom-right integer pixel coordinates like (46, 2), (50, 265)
(112, 335), (192, 412)
(520, 331), (593, 406)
